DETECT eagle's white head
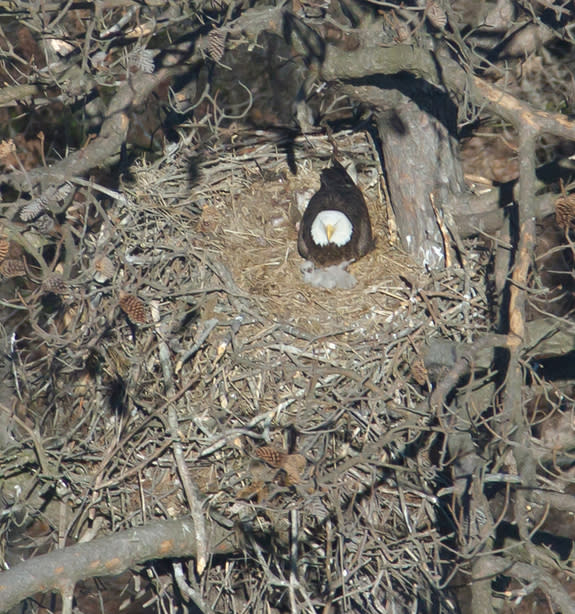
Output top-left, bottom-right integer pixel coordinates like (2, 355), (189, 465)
(310, 210), (353, 247)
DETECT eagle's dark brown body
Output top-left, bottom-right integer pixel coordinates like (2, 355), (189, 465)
(298, 162), (374, 267)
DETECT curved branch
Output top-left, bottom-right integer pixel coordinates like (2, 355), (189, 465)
(0, 517), (237, 613)
(0, 68), (170, 193)
(321, 43), (575, 140)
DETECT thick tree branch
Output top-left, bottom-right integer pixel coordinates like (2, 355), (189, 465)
(0, 68), (170, 193)
(0, 517), (237, 612)
(321, 42), (575, 141)
(453, 189), (557, 237)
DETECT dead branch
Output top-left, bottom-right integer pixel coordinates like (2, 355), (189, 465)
(319, 41), (575, 142)
(0, 68), (170, 193)
(0, 517), (237, 613)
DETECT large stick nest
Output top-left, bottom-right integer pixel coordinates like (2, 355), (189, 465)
(2, 130), (493, 613)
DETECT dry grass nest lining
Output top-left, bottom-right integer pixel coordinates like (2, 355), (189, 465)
(193, 133), (417, 336)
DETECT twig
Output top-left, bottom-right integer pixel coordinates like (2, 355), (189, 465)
(173, 561), (216, 614)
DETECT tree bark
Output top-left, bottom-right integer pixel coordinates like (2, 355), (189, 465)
(376, 89), (465, 267)
(0, 518), (237, 612)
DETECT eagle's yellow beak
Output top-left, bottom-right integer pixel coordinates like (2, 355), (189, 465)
(325, 224), (335, 242)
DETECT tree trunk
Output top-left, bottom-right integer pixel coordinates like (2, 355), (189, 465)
(376, 88), (466, 268)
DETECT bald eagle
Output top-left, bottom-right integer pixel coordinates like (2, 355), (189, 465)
(298, 161), (374, 267)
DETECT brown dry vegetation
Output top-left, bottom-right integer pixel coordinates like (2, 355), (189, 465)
(1, 2), (575, 614)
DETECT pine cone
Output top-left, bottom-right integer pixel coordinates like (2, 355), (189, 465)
(426, 0), (447, 29)
(0, 238), (9, 263)
(94, 255), (115, 283)
(119, 293), (148, 324)
(43, 275), (68, 295)
(207, 29), (227, 62)
(254, 446), (286, 468)
(555, 194), (575, 230)
(0, 258), (26, 278)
